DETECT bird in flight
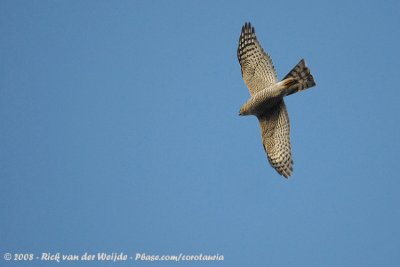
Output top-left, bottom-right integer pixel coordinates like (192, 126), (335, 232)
(237, 22), (316, 178)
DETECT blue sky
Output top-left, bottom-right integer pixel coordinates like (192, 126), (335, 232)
(1, 0), (400, 266)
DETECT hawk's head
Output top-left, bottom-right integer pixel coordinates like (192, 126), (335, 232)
(239, 104), (250, 116)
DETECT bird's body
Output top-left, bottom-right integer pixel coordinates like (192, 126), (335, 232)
(237, 22), (316, 178)
(239, 78), (295, 116)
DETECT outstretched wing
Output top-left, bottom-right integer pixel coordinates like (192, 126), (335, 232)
(237, 22), (277, 96)
(258, 100), (293, 178)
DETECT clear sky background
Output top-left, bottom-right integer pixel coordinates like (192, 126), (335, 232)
(1, 0), (400, 266)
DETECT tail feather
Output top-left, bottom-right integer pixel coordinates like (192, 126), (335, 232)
(283, 59), (316, 96)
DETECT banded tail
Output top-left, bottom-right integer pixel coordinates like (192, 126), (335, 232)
(283, 59), (316, 96)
